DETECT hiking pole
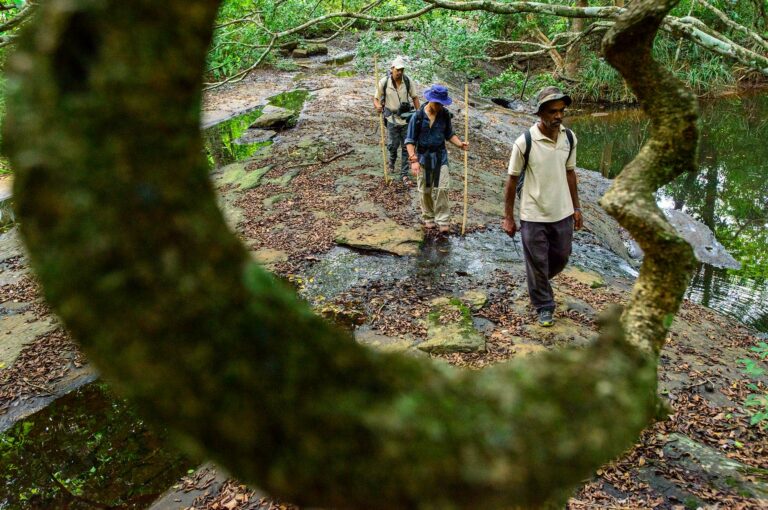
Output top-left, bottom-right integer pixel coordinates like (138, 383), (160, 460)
(374, 56), (390, 185)
(461, 83), (470, 235)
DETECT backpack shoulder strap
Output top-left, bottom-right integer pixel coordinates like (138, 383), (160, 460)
(516, 127), (533, 198)
(403, 75), (411, 97)
(523, 129), (532, 170)
(411, 105), (424, 139)
(378, 76), (388, 103)
(564, 128), (574, 166)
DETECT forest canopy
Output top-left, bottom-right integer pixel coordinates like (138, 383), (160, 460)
(205, 0), (768, 100)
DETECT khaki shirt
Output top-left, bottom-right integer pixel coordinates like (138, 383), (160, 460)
(375, 75), (418, 126)
(507, 124), (577, 223)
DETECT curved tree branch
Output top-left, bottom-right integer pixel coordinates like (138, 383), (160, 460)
(698, 0), (768, 53)
(0, 2), (34, 33)
(600, 0), (698, 354)
(490, 22), (611, 61)
(209, 0), (768, 84)
(1, 0), (670, 509)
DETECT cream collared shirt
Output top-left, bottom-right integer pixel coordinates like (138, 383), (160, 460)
(507, 124), (577, 223)
(375, 75), (418, 126)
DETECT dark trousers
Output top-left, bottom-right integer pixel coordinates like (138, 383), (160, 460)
(386, 121), (409, 178)
(520, 216), (574, 312)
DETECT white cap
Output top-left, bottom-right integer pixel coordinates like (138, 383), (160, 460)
(391, 56), (406, 69)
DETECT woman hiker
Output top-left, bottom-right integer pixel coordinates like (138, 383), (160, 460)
(404, 84), (469, 234)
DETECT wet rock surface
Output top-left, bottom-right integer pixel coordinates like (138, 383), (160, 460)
(665, 208), (741, 269)
(334, 219), (423, 256)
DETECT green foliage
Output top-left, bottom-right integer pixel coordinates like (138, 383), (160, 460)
(0, 384), (189, 508)
(479, 68), (559, 100)
(738, 358), (765, 378)
(274, 57), (300, 71)
(751, 342), (768, 360)
(208, 0), (761, 101)
(355, 14), (491, 85)
(570, 54), (635, 104)
(354, 28), (406, 74)
(738, 342), (768, 430)
(0, 74), (8, 175)
(744, 389), (768, 429)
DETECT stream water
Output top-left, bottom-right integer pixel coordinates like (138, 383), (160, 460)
(202, 89), (311, 169)
(568, 93), (768, 332)
(0, 383), (189, 509)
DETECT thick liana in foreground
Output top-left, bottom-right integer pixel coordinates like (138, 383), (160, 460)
(600, 0), (698, 355)
(3, 1), (685, 508)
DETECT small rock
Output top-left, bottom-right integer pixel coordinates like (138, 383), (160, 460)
(523, 318), (594, 348)
(335, 219), (423, 257)
(249, 105), (296, 130)
(233, 129), (276, 145)
(419, 298), (485, 354)
(250, 248), (289, 269)
(354, 326), (424, 357)
(461, 290), (488, 310)
(263, 193), (293, 208)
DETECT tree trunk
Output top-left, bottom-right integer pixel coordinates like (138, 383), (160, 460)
(564, 0), (588, 78)
(3, 0), (696, 508)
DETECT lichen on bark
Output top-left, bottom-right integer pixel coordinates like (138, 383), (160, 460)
(600, 0), (698, 355)
(2, 0), (692, 508)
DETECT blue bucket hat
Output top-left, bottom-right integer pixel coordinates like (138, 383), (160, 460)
(424, 84), (452, 106)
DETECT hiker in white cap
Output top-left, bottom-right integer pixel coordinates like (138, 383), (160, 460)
(373, 56), (420, 188)
(502, 86), (583, 327)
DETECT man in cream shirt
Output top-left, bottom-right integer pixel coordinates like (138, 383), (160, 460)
(373, 56), (420, 187)
(502, 86), (583, 327)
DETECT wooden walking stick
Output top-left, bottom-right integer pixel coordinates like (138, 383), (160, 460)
(461, 84), (470, 235)
(374, 56), (390, 185)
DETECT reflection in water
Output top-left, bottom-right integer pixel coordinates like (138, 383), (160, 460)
(569, 94), (768, 332)
(203, 108), (271, 168)
(0, 383), (189, 509)
(202, 89), (311, 169)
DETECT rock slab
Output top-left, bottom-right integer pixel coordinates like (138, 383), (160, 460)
(335, 219), (423, 257)
(419, 297), (486, 354)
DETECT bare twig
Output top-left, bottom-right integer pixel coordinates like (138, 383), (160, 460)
(285, 148), (355, 169)
(204, 36), (277, 90)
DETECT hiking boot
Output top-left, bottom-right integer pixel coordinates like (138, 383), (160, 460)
(538, 309), (554, 327)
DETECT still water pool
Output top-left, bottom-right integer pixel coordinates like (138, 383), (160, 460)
(568, 93), (768, 332)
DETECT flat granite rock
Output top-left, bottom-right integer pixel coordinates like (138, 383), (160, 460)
(419, 297), (486, 354)
(249, 105), (295, 129)
(354, 326), (426, 358)
(523, 317), (594, 348)
(560, 266), (606, 288)
(662, 433), (768, 499)
(250, 248), (289, 269)
(0, 312), (58, 369)
(335, 219), (423, 257)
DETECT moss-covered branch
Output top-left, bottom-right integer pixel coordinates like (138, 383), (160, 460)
(0, 0), (689, 508)
(600, 0), (698, 354)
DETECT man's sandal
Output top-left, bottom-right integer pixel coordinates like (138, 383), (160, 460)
(438, 225), (451, 234)
(401, 175), (414, 188)
(424, 221), (437, 229)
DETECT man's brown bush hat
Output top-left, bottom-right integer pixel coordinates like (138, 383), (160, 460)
(535, 86), (572, 114)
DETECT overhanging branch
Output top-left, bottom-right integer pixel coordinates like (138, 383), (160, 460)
(4, 1), (667, 508)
